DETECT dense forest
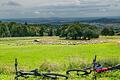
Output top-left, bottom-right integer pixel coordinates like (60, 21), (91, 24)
(0, 21), (119, 40)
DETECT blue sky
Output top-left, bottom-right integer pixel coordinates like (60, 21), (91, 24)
(0, 0), (120, 18)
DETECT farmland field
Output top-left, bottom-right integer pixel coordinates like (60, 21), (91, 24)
(0, 36), (120, 80)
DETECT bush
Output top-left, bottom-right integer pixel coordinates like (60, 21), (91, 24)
(101, 27), (115, 36)
(60, 23), (99, 40)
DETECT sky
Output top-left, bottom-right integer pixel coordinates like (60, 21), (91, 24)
(0, 0), (120, 18)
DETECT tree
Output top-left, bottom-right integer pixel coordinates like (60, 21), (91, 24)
(59, 22), (99, 40)
(24, 22), (28, 25)
(82, 29), (95, 40)
(65, 23), (81, 40)
(0, 21), (100, 39)
(39, 27), (44, 36)
(101, 27), (110, 36)
(0, 26), (6, 37)
(47, 28), (53, 36)
(101, 27), (115, 36)
(59, 25), (68, 38)
(54, 28), (61, 36)
(109, 27), (115, 36)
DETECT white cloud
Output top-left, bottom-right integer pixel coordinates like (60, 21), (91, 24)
(99, 8), (107, 12)
(75, 0), (81, 6)
(2, 1), (21, 6)
(34, 11), (40, 14)
(0, 0), (120, 18)
(49, 11), (55, 15)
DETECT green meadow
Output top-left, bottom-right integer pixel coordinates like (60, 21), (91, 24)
(0, 36), (120, 80)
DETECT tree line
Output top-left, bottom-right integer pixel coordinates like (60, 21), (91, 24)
(0, 21), (118, 40)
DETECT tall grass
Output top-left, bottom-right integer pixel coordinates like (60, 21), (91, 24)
(0, 37), (120, 80)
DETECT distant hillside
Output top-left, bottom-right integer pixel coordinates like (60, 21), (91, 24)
(84, 18), (120, 23)
(0, 17), (120, 24)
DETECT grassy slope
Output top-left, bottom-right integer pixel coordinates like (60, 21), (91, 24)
(0, 42), (119, 66)
(0, 36), (120, 80)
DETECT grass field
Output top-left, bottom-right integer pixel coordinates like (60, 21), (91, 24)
(0, 36), (120, 80)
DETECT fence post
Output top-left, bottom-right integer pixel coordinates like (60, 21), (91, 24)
(15, 58), (18, 80)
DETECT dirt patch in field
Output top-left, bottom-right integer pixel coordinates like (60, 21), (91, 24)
(117, 40), (120, 46)
(32, 39), (112, 45)
(118, 41), (120, 44)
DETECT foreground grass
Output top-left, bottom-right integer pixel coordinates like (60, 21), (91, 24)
(0, 36), (120, 80)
